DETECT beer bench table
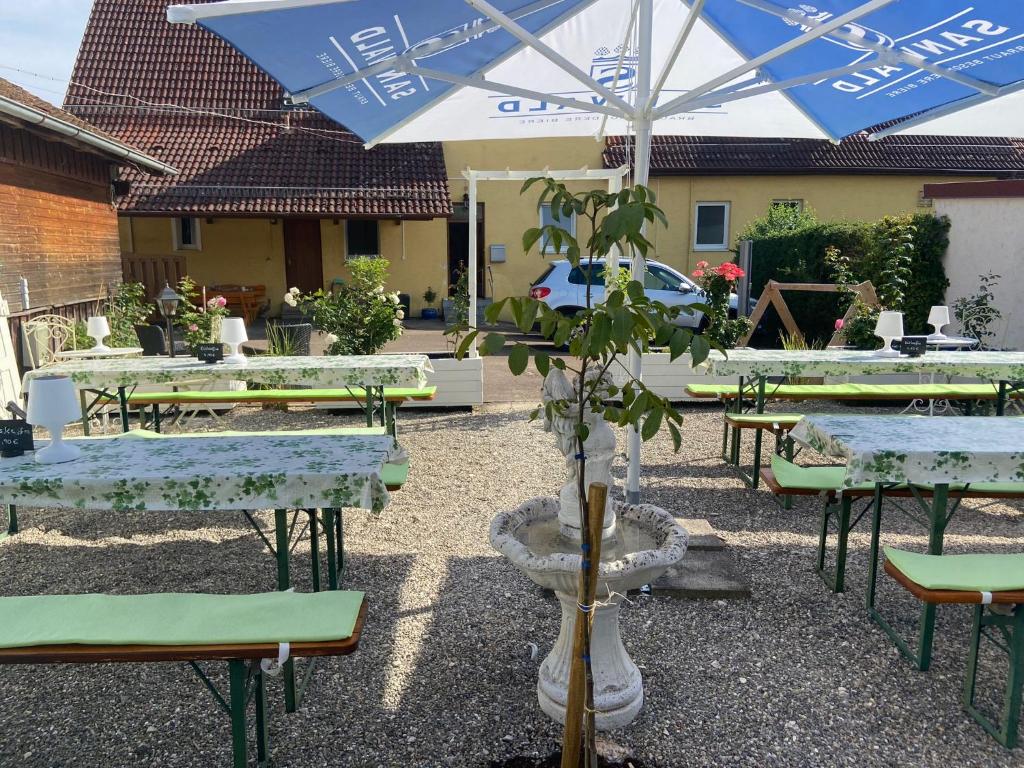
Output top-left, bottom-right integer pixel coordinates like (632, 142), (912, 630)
(0, 430), (400, 712)
(23, 353), (434, 436)
(789, 415), (1024, 672)
(693, 348), (1024, 487)
(0, 590), (366, 767)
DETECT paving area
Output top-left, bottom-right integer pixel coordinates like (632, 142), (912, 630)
(2, 403), (1023, 767)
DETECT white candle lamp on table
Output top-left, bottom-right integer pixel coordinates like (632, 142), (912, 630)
(26, 375), (82, 464)
(874, 311), (904, 358)
(221, 318), (248, 364)
(86, 316), (111, 352)
(927, 306), (951, 341)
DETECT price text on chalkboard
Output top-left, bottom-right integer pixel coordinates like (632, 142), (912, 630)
(196, 343), (224, 363)
(0, 420), (33, 457)
(899, 336), (928, 357)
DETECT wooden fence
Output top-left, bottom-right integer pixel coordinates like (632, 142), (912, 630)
(122, 254), (187, 300)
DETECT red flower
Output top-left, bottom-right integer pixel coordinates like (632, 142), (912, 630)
(692, 269), (705, 278)
(714, 262), (745, 281)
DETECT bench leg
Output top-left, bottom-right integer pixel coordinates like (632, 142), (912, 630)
(3, 505), (17, 537)
(153, 404), (162, 434)
(782, 437), (794, 510)
(228, 660), (249, 768)
(336, 509), (345, 585)
(964, 604), (1024, 748)
(816, 496), (852, 593)
(118, 386), (131, 433)
(273, 509), (298, 714)
(253, 665), (270, 765)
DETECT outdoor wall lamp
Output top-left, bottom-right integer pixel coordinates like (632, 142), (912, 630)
(155, 281), (183, 358)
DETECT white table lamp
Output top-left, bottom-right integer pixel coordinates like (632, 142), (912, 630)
(86, 316), (111, 352)
(26, 375), (82, 464)
(874, 311), (904, 357)
(221, 317), (248, 364)
(927, 306), (950, 340)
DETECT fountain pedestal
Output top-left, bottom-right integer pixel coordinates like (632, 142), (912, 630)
(489, 498), (687, 731)
(538, 591), (642, 729)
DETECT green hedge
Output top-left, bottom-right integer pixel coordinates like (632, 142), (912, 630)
(744, 213), (950, 345)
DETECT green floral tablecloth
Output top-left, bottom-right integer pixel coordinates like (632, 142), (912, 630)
(23, 354), (433, 391)
(0, 433), (403, 513)
(791, 415), (1024, 488)
(701, 349), (1024, 381)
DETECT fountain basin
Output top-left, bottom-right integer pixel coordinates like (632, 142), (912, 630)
(490, 497), (687, 730)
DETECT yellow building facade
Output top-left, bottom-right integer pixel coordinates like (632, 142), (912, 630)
(118, 136), (998, 317)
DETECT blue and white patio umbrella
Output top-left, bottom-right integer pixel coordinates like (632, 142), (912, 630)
(169, 0), (1024, 501)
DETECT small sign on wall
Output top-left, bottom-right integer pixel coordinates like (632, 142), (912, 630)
(489, 244), (506, 263)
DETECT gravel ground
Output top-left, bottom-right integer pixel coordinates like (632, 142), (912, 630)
(1, 402), (1022, 767)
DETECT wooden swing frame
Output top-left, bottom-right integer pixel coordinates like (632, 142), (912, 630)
(739, 280), (881, 347)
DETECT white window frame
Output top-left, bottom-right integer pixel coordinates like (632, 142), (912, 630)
(693, 202), (730, 252)
(539, 203), (576, 254)
(771, 199), (805, 211)
(172, 216), (201, 251)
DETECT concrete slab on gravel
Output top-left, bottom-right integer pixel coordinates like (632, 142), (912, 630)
(677, 518), (726, 551)
(650, 549), (751, 600)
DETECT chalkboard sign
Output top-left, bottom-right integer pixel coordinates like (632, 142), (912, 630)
(899, 336), (928, 357)
(0, 420), (33, 458)
(196, 343), (224, 364)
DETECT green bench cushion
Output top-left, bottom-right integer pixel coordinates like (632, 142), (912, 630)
(121, 386), (436, 404)
(725, 413), (803, 426)
(770, 454), (869, 491)
(110, 428), (409, 487)
(885, 548), (1024, 592)
(688, 382), (1003, 399)
(769, 455), (1024, 496)
(0, 590), (364, 649)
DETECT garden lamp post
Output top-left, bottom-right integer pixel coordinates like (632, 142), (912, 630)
(155, 282), (183, 357)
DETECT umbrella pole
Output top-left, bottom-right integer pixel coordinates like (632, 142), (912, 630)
(626, 0), (654, 505)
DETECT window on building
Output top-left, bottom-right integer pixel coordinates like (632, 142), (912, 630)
(346, 219), (380, 258)
(694, 202), (730, 251)
(172, 217), (201, 250)
(540, 203), (576, 254)
(771, 199), (804, 212)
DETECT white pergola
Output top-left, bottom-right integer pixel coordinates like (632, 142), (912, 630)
(461, 165), (645, 490)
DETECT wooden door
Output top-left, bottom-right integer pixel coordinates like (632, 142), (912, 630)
(283, 219), (324, 293)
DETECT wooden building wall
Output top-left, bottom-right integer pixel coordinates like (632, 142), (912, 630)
(0, 121), (121, 311)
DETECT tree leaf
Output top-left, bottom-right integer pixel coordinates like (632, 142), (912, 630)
(689, 332), (711, 365)
(455, 329), (479, 360)
(522, 228), (543, 253)
(508, 344), (529, 375)
(667, 421), (682, 453)
(481, 332), (506, 356)
(668, 328), (691, 360)
(641, 407), (662, 441)
(534, 352), (550, 376)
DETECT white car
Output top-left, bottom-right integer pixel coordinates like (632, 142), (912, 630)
(528, 258), (743, 329)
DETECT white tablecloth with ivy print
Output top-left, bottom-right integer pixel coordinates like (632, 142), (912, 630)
(22, 354), (433, 391)
(701, 349), (1024, 381)
(0, 433), (403, 513)
(790, 415), (1024, 488)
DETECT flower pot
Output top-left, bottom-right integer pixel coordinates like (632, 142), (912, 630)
(421, 307), (439, 320)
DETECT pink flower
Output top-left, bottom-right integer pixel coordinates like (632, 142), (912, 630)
(216, 296), (227, 308)
(696, 260), (710, 269)
(188, 323), (199, 332)
(834, 318), (845, 331)
(692, 269), (705, 278)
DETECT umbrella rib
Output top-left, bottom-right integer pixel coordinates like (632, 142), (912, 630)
(596, 0), (641, 142)
(290, 0), (565, 103)
(661, 60), (881, 115)
(869, 79), (1024, 141)
(410, 65), (625, 119)
(466, 0), (637, 117)
(649, 0), (706, 106)
(652, 0), (895, 119)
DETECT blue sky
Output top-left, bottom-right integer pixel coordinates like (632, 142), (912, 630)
(0, 1), (93, 105)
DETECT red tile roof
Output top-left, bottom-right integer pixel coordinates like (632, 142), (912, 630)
(65, 0), (450, 218)
(604, 134), (1024, 177)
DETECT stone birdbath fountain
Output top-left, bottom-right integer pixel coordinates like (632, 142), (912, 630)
(490, 370), (688, 730)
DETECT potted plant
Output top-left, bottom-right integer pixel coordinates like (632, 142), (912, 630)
(422, 286), (439, 320)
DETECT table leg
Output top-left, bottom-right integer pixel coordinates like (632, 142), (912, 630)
(79, 390), (90, 436)
(273, 508), (298, 713)
(751, 376), (767, 489)
(998, 380), (1008, 417)
(308, 510), (321, 593)
(729, 376), (744, 466)
(117, 386), (130, 433)
(324, 509), (338, 590)
(1, 505), (17, 539)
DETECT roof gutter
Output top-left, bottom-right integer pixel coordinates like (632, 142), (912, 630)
(0, 95), (177, 176)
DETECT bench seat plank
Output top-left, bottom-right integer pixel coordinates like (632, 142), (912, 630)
(687, 382), (1008, 400)
(120, 386), (437, 405)
(0, 591), (364, 652)
(885, 548), (1024, 595)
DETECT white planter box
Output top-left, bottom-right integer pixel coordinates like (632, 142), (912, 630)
(612, 352), (737, 401)
(315, 353), (484, 410)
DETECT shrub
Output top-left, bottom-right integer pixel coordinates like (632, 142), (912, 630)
(286, 257), (403, 355)
(107, 281), (151, 347)
(739, 210), (950, 344)
(691, 260), (750, 348)
(176, 276), (230, 353)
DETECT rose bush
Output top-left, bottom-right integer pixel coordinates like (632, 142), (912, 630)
(176, 277), (230, 353)
(692, 260), (751, 349)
